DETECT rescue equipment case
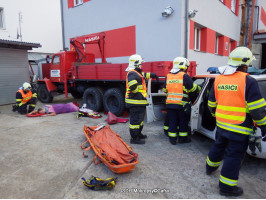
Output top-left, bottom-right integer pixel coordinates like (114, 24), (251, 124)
(81, 125), (138, 174)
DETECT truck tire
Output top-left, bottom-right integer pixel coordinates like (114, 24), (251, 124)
(83, 87), (103, 111)
(37, 84), (53, 103)
(103, 88), (125, 116)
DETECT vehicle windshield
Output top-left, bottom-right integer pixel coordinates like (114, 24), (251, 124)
(258, 81), (266, 100)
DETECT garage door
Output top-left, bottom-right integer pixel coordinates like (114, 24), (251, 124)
(0, 48), (29, 105)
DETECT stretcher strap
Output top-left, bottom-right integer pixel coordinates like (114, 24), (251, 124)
(93, 155), (102, 165)
(82, 146), (92, 158)
(80, 140), (89, 149)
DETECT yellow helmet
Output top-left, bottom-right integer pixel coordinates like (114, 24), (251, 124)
(125, 54), (143, 71)
(227, 46), (255, 67)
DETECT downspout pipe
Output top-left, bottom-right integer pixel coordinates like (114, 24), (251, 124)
(248, 0), (256, 49)
(184, 0), (189, 58)
(60, 0), (66, 50)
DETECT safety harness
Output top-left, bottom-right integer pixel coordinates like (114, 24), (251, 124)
(81, 176), (117, 190)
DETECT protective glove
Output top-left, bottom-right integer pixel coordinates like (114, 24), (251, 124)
(150, 73), (159, 82)
(248, 127), (262, 155)
(184, 103), (191, 117)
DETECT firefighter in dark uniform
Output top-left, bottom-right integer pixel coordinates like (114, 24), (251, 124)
(206, 47), (266, 196)
(14, 82), (37, 114)
(125, 54), (158, 144)
(163, 57), (201, 145)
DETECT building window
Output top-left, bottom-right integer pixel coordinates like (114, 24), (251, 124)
(74, 0), (83, 6)
(215, 36), (219, 54)
(0, 8), (4, 29)
(231, 0), (236, 13)
(194, 27), (201, 51)
(52, 56), (60, 65)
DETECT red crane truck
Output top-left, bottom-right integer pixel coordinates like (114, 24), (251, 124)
(37, 32), (195, 116)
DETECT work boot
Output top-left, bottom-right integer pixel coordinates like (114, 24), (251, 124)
(179, 137), (191, 144)
(12, 105), (18, 112)
(206, 168), (213, 175)
(164, 130), (169, 137)
(169, 139), (177, 145)
(220, 186), (243, 197)
(139, 133), (147, 139)
(130, 137), (145, 145)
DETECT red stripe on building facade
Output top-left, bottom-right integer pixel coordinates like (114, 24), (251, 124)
(68, 0), (74, 8)
(71, 26), (136, 59)
(189, 20), (194, 50)
(261, 6), (266, 27)
(68, 0), (91, 8)
(224, 0), (231, 10)
(200, 28), (216, 54)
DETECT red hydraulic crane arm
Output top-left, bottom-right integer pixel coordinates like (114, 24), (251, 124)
(70, 32), (106, 63)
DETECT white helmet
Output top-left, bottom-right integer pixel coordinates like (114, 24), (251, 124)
(22, 82), (31, 90)
(227, 46), (255, 67)
(125, 54), (143, 71)
(170, 57), (190, 73)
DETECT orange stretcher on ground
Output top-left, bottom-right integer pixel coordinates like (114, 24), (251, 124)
(81, 125), (138, 174)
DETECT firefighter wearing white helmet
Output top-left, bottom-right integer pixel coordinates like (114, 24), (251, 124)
(13, 82), (37, 114)
(163, 57), (201, 145)
(125, 54), (159, 144)
(206, 46), (266, 196)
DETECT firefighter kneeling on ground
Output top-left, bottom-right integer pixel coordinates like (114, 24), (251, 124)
(13, 82), (37, 114)
(125, 54), (159, 145)
(163, 57), (201, 145)
(206, 46), (266, 196)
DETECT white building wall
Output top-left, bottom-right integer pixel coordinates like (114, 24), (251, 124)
(257, 0), (266, 31)
(62, 0), (183, 63)
(188, 0), (241, 74)
(63, 0), (241, 74)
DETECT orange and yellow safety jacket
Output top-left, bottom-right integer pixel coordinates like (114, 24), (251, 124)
(16, 89), (33, 107)
(125, 70), (149, 107)
(208, 71), (266, 135)
(163, 71), (201, 109)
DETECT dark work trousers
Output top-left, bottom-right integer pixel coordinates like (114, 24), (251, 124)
(17, 98), (37, 114)
(206, 128), (249, 191)
(129, 106), (146, 139)
(164, 111), (169, 136)
(167, 108), (188, 142)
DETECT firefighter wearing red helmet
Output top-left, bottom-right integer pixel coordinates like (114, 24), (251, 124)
(125, 54), (158, 144)
(206, 46), (266, 196)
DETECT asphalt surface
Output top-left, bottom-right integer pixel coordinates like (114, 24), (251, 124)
(0, 95), (266, 199)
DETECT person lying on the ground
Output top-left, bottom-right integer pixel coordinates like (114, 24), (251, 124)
(28, 102), (79, 116)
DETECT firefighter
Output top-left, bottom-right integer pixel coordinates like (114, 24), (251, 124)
(125, 54), (158, 144)
(14, 82), (37, 114)
(163, 57), (201, 145)
(206, 46), (266, 196)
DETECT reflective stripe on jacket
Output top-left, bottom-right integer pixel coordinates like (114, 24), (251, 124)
(125, 70), (148, 105)
(166, 72), (186, 105)
(16, 89), (33, 107)
(214, 71), (252, 135)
